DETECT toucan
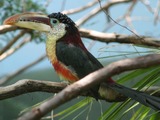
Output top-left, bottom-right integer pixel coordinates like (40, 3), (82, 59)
(4, 12), (160, 111)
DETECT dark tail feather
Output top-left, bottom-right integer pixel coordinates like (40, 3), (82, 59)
(109, 83), (160, 111)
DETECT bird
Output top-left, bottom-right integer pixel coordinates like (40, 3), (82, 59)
(4, 12), (160, 111)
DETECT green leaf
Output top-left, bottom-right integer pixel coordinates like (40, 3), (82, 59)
(117, 67), (156, 83)
(46, 97), (93, 120)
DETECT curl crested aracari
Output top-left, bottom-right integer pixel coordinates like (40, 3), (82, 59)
(4, 12), (160, 111)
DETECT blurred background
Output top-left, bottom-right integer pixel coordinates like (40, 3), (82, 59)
(0, 0), (160, 119)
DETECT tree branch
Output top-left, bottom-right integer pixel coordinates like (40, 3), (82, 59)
(62, 0), (98, 15)
(0, 54), (46, 85)
(0, 80), (66, 100)
(76, 0), (132, 26)
(0, 30), (26, 55)
(1, 26), (160, 48)
(0, 79), (160, 101)
(0, 25), (17, 34)
(0, 79), (124, 101)
(17, 54), (160, 120)
(0, 36), (31, 61)
(80, 28), (160, 47)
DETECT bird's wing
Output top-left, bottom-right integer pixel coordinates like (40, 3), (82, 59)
(56, 41), (103, 99)
(56, 42), (103, 79)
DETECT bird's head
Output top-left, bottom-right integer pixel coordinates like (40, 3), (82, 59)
(4, 12), (78, 41)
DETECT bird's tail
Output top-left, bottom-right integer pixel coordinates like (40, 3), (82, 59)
(99, 82), (160, 111)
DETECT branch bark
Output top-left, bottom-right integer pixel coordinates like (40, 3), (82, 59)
(17, 54), (160, 120)
(0, 80), (66, 100)
(0, 79), (160, 101)
(62, 0), (98, 15)
(0, 25), (17, 34)
(76, 0), (132, 26)
(80, 28), (160, 47)
(1, 25), (160, 48)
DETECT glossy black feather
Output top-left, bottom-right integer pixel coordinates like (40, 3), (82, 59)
(48, 12), (75, 28)
(56, 42), (103, 78)
(56, 41), (103, 99)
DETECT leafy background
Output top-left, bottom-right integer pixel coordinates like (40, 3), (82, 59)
(0, 0), (160, 119)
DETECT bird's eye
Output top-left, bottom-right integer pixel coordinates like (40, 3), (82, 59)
(50, 18), (59, 25)
(52, 19), (57, 23)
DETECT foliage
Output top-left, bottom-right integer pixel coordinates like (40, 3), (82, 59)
(0, 0), (46, 43)
(0, 0), (46, 23)
(1, 0), (160, 120)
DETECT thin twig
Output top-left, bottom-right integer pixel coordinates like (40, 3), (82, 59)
(154, 0), (160, 25)
(0, 30), (26, 55)
(140, 0), (155, 14)
(0, 54), (46, 85)
(63, 0), (98, 15)
(76, 0), (132, 26)
(124, 0), (137, 33)
(0, 36), (31, 61)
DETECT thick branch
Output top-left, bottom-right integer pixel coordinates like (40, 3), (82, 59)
(1, 26), (160, 48)
(0, 79), (121, 101)
(80, 28), (160, 47)
(0, 79), (160, 101)
(0, 80), (66, 100)
(18, 54), (160, 120)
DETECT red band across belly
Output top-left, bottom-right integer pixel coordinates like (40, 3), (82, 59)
(53, 60), (79, 82)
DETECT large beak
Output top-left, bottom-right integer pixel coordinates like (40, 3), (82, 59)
(4, 12), (50, 32)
